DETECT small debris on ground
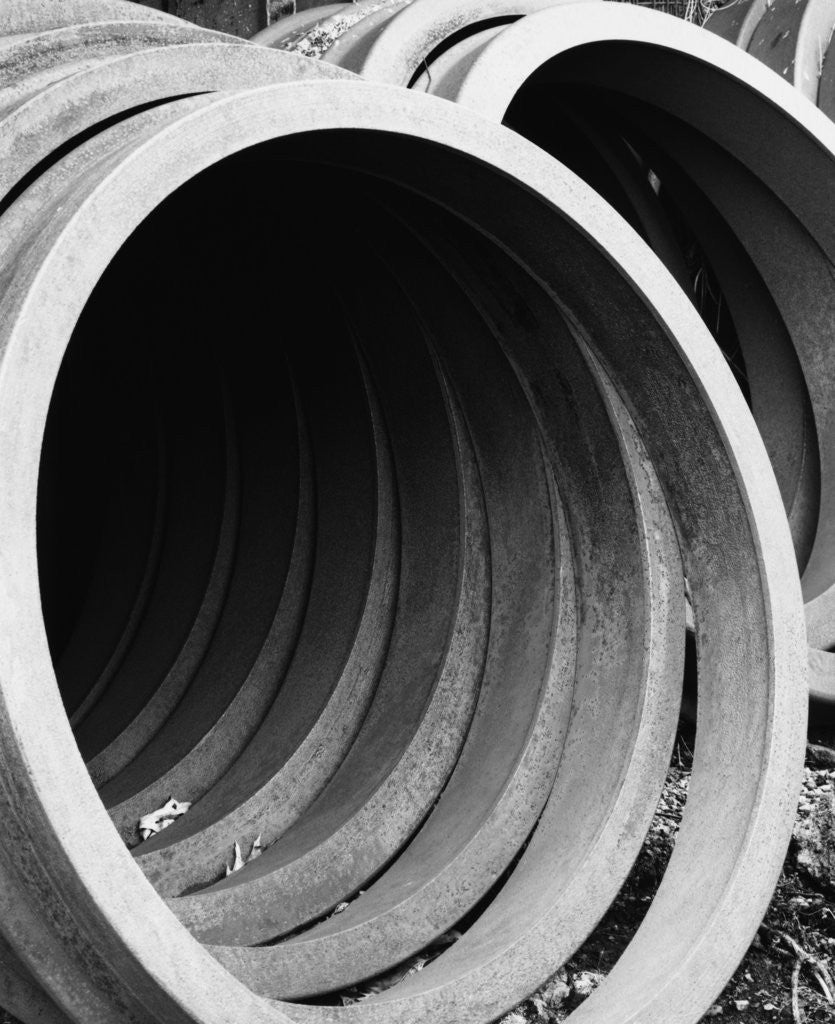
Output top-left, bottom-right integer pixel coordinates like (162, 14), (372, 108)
(529, 969), (571, 1017)
(806, 744), (835, 771)
(226, 841), (244, 876)
(794, 770), (835, 895)
(226, 835), (263, 876)
(327, 888), (368, 920)
(571, 971), (604, 999)
(137, 796), (191, 841)
(338, 930), (462, 1005)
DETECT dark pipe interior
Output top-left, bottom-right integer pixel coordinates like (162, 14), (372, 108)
(33, 128), (685, 1009)
(504, 73), (821, 571)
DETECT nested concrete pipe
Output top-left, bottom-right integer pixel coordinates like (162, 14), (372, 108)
(0, 6), (808, 1024)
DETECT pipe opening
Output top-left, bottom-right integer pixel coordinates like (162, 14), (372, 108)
(31, 124), (683, 1008)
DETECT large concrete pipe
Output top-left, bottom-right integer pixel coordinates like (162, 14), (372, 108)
(704, 0), (835, 717)
(0, 4), (807, 1024)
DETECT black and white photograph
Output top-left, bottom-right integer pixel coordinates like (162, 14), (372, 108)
(0, 2), (832, 1023)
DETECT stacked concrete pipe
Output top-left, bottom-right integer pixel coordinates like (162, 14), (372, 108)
(0, 1), (815, 1023)
(259, 0), (835, 711)
(705, 0), (835, 115)
(700, 0), (835, 713)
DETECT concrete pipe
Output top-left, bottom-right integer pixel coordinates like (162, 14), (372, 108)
(0, 7), (807, 1024)
(704, 0), (835, 712)
(281, 0), (835, 708)
(705, 0), (835, 112)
